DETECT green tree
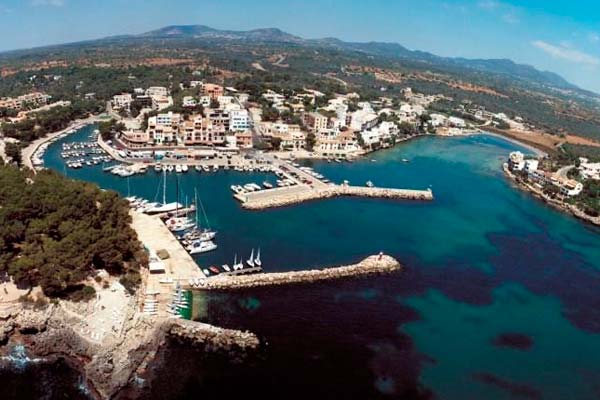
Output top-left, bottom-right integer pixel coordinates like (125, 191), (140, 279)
(5, 142), (22, 166)
(306, 132), (317, 151)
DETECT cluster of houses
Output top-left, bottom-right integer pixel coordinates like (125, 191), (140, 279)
(508, 151), (584, 197)
(0, 92), (52, 111)
(107, 81), (485, 157)
(118, 83), (253, 150)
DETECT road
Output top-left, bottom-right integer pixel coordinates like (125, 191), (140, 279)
(556, 165), (575, 178)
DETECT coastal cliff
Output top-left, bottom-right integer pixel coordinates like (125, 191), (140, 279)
(0, 302), (258, 399)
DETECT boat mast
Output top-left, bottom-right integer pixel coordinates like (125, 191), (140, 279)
(162, 169), (166, 205)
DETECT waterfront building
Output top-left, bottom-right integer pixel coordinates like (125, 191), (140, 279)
(429, 113), (448, 127)
(147, 112), (182, 145)
(448, 116), (466, 128)
(525, 159), (539, 172)
(349, 109), (378, 131)
(508, 151), (525, 171)
(235, 131), (253, 148)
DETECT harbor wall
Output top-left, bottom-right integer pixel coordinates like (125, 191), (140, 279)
(239, 185), (433, 210)
(193, 254), (402, 290)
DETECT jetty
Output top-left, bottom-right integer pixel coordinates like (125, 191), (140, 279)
(130, 211), (206, 317)
(235, 184), (433, 210)
(191, 254), (401, 290)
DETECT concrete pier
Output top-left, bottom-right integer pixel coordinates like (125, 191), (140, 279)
(235, 184), (433, 210)
(191, 254), (401, 290)
(130, 211), (205, 317)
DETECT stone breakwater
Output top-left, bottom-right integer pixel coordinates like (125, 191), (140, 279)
(193, 254), (402, 290)
(240, 185), (433, 210)
(168, 319), (259, 351)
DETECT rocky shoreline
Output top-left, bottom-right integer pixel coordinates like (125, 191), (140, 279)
(0, 301), (258, 399)
(0, 254), (403, 398)
(240, 185), (433, 210)
(503, 166), (600, 227)
(193, 254), (401, 290)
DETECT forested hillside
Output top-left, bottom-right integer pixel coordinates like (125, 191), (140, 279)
(0, 163), (145, 298)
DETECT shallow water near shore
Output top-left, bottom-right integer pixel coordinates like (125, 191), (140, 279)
(5, 126), (600, 399)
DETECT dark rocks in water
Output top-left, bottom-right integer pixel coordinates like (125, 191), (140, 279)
(473, 372), (542, 400)
(492, 332), (534, 350)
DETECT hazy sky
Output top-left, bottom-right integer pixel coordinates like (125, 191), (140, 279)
(2, 0), (600, 92)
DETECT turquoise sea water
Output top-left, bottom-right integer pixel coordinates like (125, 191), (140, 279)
(37, 125), (600, 399)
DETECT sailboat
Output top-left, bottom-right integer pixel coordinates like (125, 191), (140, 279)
(254, 248), (262, 267)
(246, 249), (255, 267)
(194, 187), (217, 241)
(145, 170), (182, 214)
(233, 254), (244, 270)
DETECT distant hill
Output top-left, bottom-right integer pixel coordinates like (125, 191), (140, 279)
(136, 25), (577, 91)
(140, 25), (304, 43)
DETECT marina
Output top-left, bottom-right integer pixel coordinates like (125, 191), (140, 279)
(32, 122), (600, 400)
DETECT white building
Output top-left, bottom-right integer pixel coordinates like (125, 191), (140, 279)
(182, 96), (197, 107)
(448, 116), (466, 128)
(145, 86), (168, 97)
(350, 109), (378, 131)
(508, 151), (525, 171)
(229, 109), (251, 132)
(579, 159), (600, 180)
(429, 113), (447, 127)
(525, 159), (539, 172)
(111, 93), (133, 110)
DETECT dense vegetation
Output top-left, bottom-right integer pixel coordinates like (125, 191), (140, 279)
(0, 164), (146, 298)
(0, 100), (102, 143)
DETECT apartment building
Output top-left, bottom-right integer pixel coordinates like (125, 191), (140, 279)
(203, 83), (224, 100)
(0, 92), (51, 111)
(147, 112), (182, 145)
(229, 109), (251, 132)
(112, 93), (133, 110)
(302, 112), (328, 133)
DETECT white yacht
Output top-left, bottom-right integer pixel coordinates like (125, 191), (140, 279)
(181, 164), (189, 172)
(188, 240), (217, 254)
